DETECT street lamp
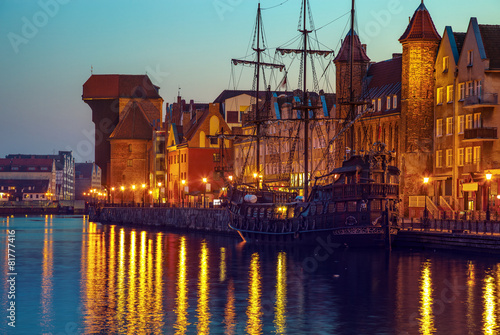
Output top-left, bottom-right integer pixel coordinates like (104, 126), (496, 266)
(423, 177), (429, 225)
(141, 184), (146, 207)
(157, 182), (162, 206)
(181, 180), (186, 207)
(149, 190), (153, 206)
(111, 187), (115, 206)
(120, 186), (125, 206)
(203, 178), (207, 208)
(486, 171), (492, 221)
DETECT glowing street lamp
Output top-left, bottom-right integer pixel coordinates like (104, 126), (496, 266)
(181, 180), (186, 207)
(111, 187), (115, 205)
(486, 172), (492, 221)
(157, 182), (162, 206)
(423, 177), (429, 225)
(141, 184), (146, 207)
(203, 178), (207, 208)
(149, 190), (153, 205)
(131, 185), (136, 206)
(120, 186), (125, 206)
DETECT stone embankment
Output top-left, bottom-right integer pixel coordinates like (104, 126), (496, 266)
(90, 206), (236, 235)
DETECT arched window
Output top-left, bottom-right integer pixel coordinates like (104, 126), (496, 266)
(209, 116), (219, 136)
(199, 131), (206, 148)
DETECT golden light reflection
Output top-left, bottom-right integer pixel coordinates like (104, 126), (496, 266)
(246, 252), (263, 334)
(117, 228), (126, 332)
(136, 231), (148, 332)
(174, 236), (189, 334)
(482, 272), (497, 335)
(106, 225), (117, 334)
(154, 234), (164, 329)
(274, 252), (287, 334)
(40, 215), (53, 329)
(418, 260), (435, 335)
(197, 240), (211, 334)
(220, 247), (227, 282)
(127, 230), (138, 333)
(466, 261), (476, 334)
(224, 279), (236, 335)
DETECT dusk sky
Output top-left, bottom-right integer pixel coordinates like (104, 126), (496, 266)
(0, 0), (498, 163)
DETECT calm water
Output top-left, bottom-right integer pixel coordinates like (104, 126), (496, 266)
(0, 215), (499, 334)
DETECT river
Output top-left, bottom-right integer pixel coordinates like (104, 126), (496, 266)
(0, 215), (499, 334)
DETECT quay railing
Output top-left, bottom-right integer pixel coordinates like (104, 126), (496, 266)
(401, 218), (500, 235)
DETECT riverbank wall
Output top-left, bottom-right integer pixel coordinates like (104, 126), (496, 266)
(91, 206), (236, 235)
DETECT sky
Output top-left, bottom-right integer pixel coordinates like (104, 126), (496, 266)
(0, 0), (498, 163)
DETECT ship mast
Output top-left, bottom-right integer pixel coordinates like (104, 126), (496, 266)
(231, 3), (284, 188)
(349, 0), (355, 156)
(276, 0), (334, 200)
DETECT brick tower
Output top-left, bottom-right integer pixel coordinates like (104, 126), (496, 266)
(333, 29), (370, 163)
(399, 1), (441, 214)
(82, 75), (163, 186)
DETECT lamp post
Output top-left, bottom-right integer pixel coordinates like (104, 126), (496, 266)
(486, 171), (492, 221)
(423, 177), (429, 226)
(120, 186), (125, 206)
(111, 187), (115, 206)
(157, 182), (162, 206)
(131, 185), (136, 206)
(181, 180), (185, 207)
(141, 184), (146, 207)
(149, 190), (153, 206)
(203, 178), (207, 208)
(253, 172), (258, 190)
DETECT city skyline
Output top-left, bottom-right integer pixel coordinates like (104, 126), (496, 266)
(0, 0), (498, 163)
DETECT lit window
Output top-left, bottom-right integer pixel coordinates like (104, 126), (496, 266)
(467, 81), (474, 97)
(458, 115), (464, 134)
(459, 83), (465, 100)
(128, 144), (132, 152)
(377, 98), (382, 111)
(127, 159), (133, 167)
(393, 95), (397, 109)
(465, 147), (473, 164)
(465, 114), (473, 129)
(447, 85), (453, 103)
(436, 119), (443, 137)
(436, 150), (443, 168)
(386, 96), (391, 110)
(446, 149), (453, 167)
(443, 56), (449, 72)
(437, 87), (444, 104)
(474, 113), (481, 128)
(457, 148), (464, 166)
(372, 100), (376, 111)
(475, 80), (482, 97)
(473, 146), (481, 164)
(446, 117), (453, 135)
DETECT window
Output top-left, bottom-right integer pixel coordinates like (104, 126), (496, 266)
(12, 167), (18, 171)
(377, 98), (382, 111)
(128, 144), (132, 152)
(393, 95), (397, 109)
(466, 114), (473, 129)
(443, 56), (449, 72)
(473, 113), (481, 128)
(436, 87), (444, 104)
(473, 146), (481, 164)
(465, 147), (473, 164)
(213, 153), (220, 162)
(210, 137), (218, 145)
(458, 115), (464, 134)
(127, 159), (133, 167)
(459, 83), (465, 100)
(41, 167), (48, 171)
(436, 119), (443, 137)
(475, 80), (482, 96)
(467, 50), (473, 66)
(446, 149), (453, 167)
(436, 150), (443, 168)
(372, 99), (376, 111)
(386, 96), (391, 110)
(467, 81), (474, 97)
(447, 85), (453, 103)
(446, 117), (453, 135)
(28, 167), (35, 171)
(458, 148), (464, 166)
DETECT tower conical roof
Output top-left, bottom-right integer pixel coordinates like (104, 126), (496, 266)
(399, 2), (440, 42)
(334, 29), (370, 63)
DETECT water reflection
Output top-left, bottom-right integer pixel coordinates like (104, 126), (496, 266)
(483, 270), (497, 335)
(220, 247), (227, 282)
(274, 252), (287, 334)
(40, 215), (53, 330)
(418, 260), (435, 335)
(466, 260), (476, 334)
(174, 236), (189, 334)
(246, 252), (263, 334)
(224, 279), (236, 335)
(197, 240), (210, 334)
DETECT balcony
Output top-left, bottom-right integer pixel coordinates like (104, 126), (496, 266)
(463, 127), (497, 141)
(463, 93), (498, 108)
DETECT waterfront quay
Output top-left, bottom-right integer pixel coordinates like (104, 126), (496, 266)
(91, 206), (500, 253)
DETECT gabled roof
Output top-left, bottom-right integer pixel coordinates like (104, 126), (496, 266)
(109, 102), (153, 140)
(334, 29), (370, 63)
(0, 179), (49, 194)
(478, 24), (500, 69)
(185, 109), (211, 141)
(442, 26), (464, 64)
(75, 163), (96, 179)
(82, 74), (161, 99)
(399, 2), (440, 42)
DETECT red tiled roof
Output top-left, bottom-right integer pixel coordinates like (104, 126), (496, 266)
(82, 74), (161, 99)
(479, 24), (500, 69)
(399, 3), (440, 42)
(11, 158), (54, 167)
(109, 102), (153, 140)
(334, 30), (370, 63)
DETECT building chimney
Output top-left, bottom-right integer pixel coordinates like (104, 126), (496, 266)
(392, 53), (402, 59)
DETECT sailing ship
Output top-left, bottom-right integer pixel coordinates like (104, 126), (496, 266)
(225, 0), (400, 247)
